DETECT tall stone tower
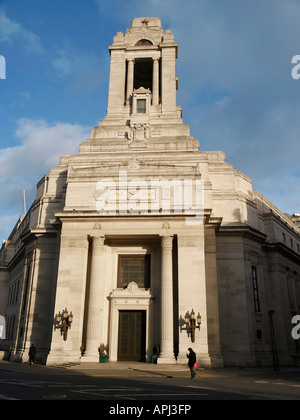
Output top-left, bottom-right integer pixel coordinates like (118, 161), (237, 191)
(47, 17), (222, 366)
(82, 17), (198, 153)
(107, 17), (179, 119)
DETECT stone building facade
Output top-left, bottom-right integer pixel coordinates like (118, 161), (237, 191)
(1, 17), (300, 367)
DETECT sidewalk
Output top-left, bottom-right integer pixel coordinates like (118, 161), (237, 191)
(0, 359), (192, 378)
(1, 358), (299, 379)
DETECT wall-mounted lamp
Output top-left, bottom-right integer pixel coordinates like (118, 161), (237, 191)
(55, 308), (73, 341)
(184, 309), (201, 343)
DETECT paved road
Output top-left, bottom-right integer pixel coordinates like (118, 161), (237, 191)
(0, 361), (300, 404)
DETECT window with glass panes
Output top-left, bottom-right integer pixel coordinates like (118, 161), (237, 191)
(118, 255), (151, 288)
(137, 99), (146, 113)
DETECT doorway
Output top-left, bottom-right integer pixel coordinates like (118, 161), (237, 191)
(118, 310), (146, 362)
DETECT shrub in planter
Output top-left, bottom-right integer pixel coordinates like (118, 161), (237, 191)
(99, 352), (109, 363)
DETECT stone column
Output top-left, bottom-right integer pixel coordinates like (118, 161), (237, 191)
(84, 236), (105, 361)
(127, 59), (134, 103)
(152, 58), (159, 106)
(158, 235), (175, 364)
(161, 46), (177, 114)
(107, 49), (126, 116)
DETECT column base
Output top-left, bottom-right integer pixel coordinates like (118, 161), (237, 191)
(81, 353), (100, 363)
(176, 353), (189, 365)
(157, 353), (176, 364)
(208, 353), (224, 368)
(46, 351), (81, 366)
(176, 352), (224, 368)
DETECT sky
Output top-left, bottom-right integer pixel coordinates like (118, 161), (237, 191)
(0, 0), (300, 242)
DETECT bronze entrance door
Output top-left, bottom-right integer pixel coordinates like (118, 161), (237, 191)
(118, 310), (146, 362)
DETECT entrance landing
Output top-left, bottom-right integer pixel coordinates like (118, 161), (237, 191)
(50, 361), (191, 378)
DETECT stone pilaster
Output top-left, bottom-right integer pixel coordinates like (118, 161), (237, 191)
(83, 236), (105, 361)
(158, 235), (175, 364)
(127, 59), (134, 103)
(152, 58), (159, 106)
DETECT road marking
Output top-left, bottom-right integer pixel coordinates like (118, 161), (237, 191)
(0, 380), (43, 388)
(254, 380), (300, 390)
(70, 387), (209, 400)
(0, 394), (20, 400)
(89, 387), (141, 392)
(71, 389), (134, 400)
(255, 380), (270, 384)
(43, 395), (67, 400)
(271, 383), (289, 386)
(118, 393), (209, 397)
(48, 384), (98, 388)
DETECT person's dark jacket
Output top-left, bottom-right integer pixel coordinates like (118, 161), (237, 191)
(187, 350), (196, 367)
(29, 346), (36, 357)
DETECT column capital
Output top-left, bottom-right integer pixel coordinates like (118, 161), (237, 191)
(91, 236), (105, 249)
(161, 235), (173, 249)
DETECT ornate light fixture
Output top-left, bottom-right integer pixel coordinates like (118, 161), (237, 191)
(184, 309), (201, 343)
(55, 308), (73, 341)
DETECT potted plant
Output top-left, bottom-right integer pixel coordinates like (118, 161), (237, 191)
(98, 344), (109, 363)
(151, 345), (159, 364)
(99, 351), (109, 363)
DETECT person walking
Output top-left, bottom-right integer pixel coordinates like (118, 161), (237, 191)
(28, 344), (37, 365)
(187, 347), (197, 378)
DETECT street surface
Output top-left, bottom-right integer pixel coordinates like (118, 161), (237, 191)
(0, 360), (300, 405)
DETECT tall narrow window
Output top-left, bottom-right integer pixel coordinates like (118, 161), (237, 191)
(22, 264), (31, 313)
(137, 99), (146, 113)
(252, 266), (260, 313)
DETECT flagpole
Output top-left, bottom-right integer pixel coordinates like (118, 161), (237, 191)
(23, 190), (27, 215)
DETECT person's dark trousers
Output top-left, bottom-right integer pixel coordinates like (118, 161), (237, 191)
(190, 367), (196, 378)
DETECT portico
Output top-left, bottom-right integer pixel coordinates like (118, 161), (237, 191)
(47, 207), (216, 366)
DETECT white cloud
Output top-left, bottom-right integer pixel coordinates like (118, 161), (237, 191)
(52, 45), (101, 78)
(0, 8), (44, 54)
(93, 0), (112, 14)
(0, 8), (103, 83)
(93, 0), (122, 15)
(0, 119), (90, 241)
(0, 119), (89, 178)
